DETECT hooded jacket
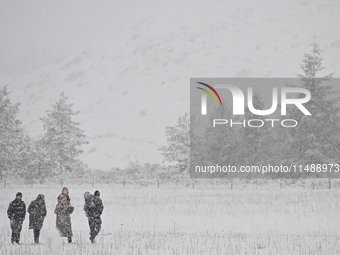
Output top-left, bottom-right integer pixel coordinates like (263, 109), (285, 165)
(57, 187), (71, 204)
(83, 192), (96, 218)
(27, 194), (47, 230)
(83, 192), (104, 219)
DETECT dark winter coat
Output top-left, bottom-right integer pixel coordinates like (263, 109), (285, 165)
(83, 194), (96, 218)
(84, 195), (104, 219)
(93, 197), (104, 219)
(54, 201), (74, 237)
(7, 198), (26, 220)
(27, 194), (47, 230)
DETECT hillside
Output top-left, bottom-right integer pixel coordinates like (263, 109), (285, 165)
(3, 0), (340, 170)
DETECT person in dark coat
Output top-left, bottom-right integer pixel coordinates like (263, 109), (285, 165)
(7, 192), (26, 244)
(27, 194), (47, 244)
(83, 190), (104, 243)
(57, 187), (71, 203)
(54, 194), (74, 243)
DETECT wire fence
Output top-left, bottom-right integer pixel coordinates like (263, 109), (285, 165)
(1, 177), (340, 190)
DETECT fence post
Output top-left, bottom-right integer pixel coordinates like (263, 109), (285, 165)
(123, 179), (126, 187)
(4, 178), (6, 188)
(157, 178), (160, 188)
(230, 179), (233, 190)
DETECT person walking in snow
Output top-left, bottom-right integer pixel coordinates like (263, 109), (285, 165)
(27, 194), (47, 244)
(7, 192), (26, 244)
(83, 190), (104, 243)
(57, 187), (71, 203)
(93, 190), (104, 240)
(54, 194), (74, 243)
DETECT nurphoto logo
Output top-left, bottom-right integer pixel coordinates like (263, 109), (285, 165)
(195, 80), (312, 128)
(190, 78), (340, 179)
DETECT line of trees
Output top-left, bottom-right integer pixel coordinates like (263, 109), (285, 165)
(0, 91), (88, 183)
(160, 44), (340, 178)
(1, 43), (337, 183)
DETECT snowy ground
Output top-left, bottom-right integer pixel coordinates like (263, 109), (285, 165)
(0, 180), (340, 254)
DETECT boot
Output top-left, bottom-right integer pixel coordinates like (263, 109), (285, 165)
(89, 236), (95, 244)
(15, 233), (20, 244)
(34, 229), (40, 244)
(68, 236), (72, 243)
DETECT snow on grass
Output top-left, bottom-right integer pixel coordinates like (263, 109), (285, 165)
(0, 181), (340, 254)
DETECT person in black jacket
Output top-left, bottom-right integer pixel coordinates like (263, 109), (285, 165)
(83, 190), (104, 243)
(27, 194), (47, 244)
(7, 192), (26, 244)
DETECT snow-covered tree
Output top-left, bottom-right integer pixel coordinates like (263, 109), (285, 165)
(21, 139), (55, 183)
(159, 113), (190, 172)
(203, 105), (239, 167)
(38, 92), (88, 176)
(284, 43), (340, 174)
(242, 91), (268, 166)
(0, 87), (27, 179)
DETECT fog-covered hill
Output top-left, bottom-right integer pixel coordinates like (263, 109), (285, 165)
(3, 0), (340, 170)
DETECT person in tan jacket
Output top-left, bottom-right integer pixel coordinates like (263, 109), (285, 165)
(54, 194), (74, 243)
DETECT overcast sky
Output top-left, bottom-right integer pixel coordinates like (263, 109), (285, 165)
(0, 0), (169, 77)
(1, 0), (340, 79)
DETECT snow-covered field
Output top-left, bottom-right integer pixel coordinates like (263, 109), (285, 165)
(1, 181), (340, 254)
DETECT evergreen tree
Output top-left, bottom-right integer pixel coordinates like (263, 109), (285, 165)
(189, 114), (205, 176)
(203, 104), (262, 176)
(0, 87), (27, 179)
(242, 91), (267, 166)
(21, 140), (54, 183)
(159, 113), (190, 172)
(204, 105), (238, 166)
(285, 43), (340, 176)
(38, 92), (88, 176)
